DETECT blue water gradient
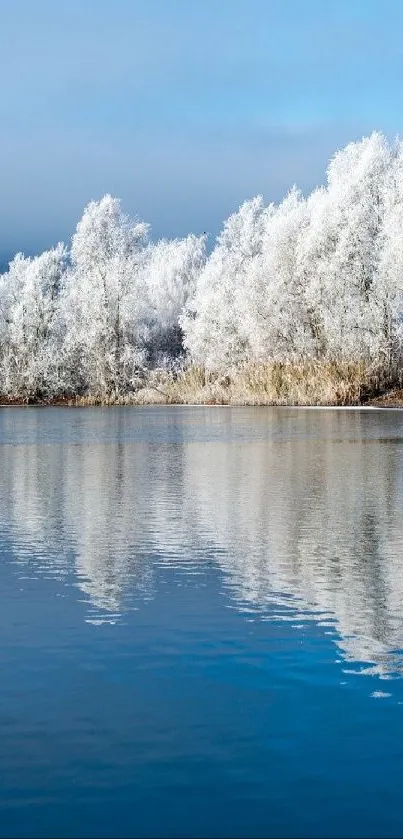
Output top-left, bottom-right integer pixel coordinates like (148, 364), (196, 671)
(1, 407), (403, 838)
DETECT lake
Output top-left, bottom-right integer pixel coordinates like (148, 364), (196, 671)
(1, 405), (403, 838)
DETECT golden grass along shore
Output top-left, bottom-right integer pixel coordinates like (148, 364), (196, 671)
(1, 360), (398, 407)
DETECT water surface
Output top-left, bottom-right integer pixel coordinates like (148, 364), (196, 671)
(1, 406), (403, 838)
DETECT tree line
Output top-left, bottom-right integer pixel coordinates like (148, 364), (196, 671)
(1, 131), (403, 400)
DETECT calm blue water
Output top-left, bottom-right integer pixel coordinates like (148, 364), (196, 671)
(1, 406), (403, 838)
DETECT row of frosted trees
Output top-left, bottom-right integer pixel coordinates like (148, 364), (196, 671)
(1, 131), (403, 400)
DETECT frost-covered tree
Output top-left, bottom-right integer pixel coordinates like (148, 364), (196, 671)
(60, 194), (150, 396)
(373, 140), (403, 373)
(298, 132), (392, 361)
(243, 187), (310, 361)
(182, 197), (268, 368)
(183, 131), (403, 376)
(182, 189), (313, 367)
(0, 243), (67, 398)
(142, 233), (206, 363)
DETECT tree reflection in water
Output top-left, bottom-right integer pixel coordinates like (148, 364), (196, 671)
(1, 406), (403, 677)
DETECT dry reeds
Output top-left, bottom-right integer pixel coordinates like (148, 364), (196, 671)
(59, 359), (394, 407)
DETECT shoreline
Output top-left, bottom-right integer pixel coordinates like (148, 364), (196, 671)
(1, 397), (403, 410)
(2, 364), (403, 410)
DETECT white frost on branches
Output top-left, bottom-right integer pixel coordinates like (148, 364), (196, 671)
(2, 132), (403, 398)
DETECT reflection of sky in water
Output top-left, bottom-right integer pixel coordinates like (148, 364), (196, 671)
(1, 406), (403, 678)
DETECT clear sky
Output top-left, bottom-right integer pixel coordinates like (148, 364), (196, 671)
(1, 0), (403, 256)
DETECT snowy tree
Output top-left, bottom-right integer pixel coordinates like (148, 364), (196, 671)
(298, 132), (392, 361)
(373, 140), (403, 375)
(0, 244), (67, 398)
(142, 233), (206, 364)
(243, 187), (310, 361)
(182, 197), (268, 368)
(61, 195), (150, 396)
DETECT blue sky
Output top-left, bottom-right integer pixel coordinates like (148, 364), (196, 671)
(1, 0), (402, 255)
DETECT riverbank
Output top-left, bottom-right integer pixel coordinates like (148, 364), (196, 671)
(366, 389), (403, 408)
(1, 361), (401, 407)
